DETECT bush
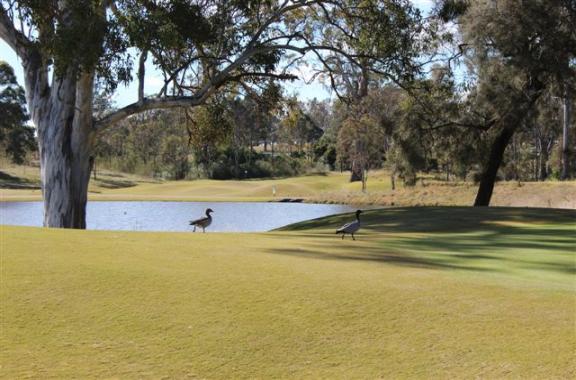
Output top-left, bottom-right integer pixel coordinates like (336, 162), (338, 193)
(465, 170), (483, 184)
(207, 147), (314, 179)
(306, 162), (330, 175)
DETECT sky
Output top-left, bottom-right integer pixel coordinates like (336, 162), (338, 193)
(0, 0), (433, 108)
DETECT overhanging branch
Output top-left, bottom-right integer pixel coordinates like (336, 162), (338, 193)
(95, 0), (381, 131)
(94, 93), (210, 131)
(0, 5), (32, 59)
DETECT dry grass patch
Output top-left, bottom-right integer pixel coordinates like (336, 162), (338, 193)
(1, 166), (575, 209)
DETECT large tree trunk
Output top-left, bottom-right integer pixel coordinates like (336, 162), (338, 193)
(14, 4), (99, 230)
(33, 69), (96, 228)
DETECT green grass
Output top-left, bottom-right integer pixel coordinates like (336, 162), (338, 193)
(2, 207), (575, 378)
(280, 207), (576, 288)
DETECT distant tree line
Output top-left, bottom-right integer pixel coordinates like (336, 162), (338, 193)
(94, 85), (328, 180)
(93, 73), (574, 186)
(4, 61), (573, 188)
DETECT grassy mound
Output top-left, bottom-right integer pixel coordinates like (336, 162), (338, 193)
(1, 207), (575, 378)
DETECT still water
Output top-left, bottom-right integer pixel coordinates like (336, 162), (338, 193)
(0, 201), (356, 232)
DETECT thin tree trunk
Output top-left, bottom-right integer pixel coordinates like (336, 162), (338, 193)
(233, 124), (240, 178)
(511, 134), (518, 180)
(234, 147), (239, 178)
(474, 126), (515, 206)
(271, 135), (275, 170)
(350, 139), (364, 182)
(92, 157), (97, 180)
(350, 160), (362, 182)
(561, 88), (572, 180)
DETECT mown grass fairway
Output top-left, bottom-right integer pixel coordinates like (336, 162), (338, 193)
(1, 207), (575, 378)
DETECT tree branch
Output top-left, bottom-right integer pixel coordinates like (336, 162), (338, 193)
(95, 93), (211, 132)
(137, 49), (148, 102)
(246, 0), (334, 51)
(97, 1), (349, 131)
(0, 5), (32, 59)
(422, 119), (495, 132)
(226, 72), (299, 83)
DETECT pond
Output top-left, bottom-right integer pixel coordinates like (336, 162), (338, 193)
(0, 201), (356, 232)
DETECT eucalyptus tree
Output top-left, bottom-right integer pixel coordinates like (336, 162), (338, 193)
(337, 105), (385, 191)
(306, 0), (422, 100)
(0, 0), (422, 228)
(302, 0), (423, 181)
(436, 0), (576, 206)
(279, 97), (322, 156)
(186, 100), (232, 176)
(337, 85), (405, 190)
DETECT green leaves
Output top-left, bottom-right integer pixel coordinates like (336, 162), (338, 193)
(437, 0), (469, 22)
(120, 0), (215, 50)
(169, 1), (215, 44)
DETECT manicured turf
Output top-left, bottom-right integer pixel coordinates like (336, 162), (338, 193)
(2, 207), (575, 378)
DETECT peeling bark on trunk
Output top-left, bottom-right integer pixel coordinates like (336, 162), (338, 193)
(10, 2), (101, 230)
(32, 68), (96, 228)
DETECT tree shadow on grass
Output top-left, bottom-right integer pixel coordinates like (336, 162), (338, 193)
(0, 170), (41, 189)
(381, 229), (575, 276)
(94, 178), (137, 189)
(282, 206), (576, 234)
(267, 245), (499, 272)
(272, 207), (576, 277)
(386, 226), (575, 254)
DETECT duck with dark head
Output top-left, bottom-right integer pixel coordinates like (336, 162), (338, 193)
(190, 208), (214, 232)
(336, 210), (362, 240)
